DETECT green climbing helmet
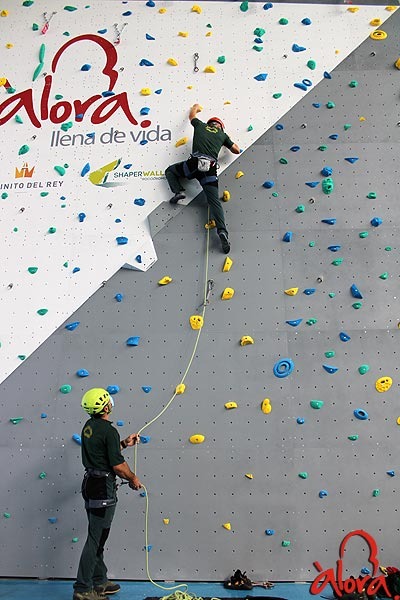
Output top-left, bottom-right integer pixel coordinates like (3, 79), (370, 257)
(81, 388), (111, 415)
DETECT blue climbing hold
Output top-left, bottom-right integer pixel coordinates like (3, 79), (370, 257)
(354, 408), (368, 420)
(154, 89), (162, 94)
(115, 219), (121, 223)
(328, 245), (341, 252)
(387, 470), (395, 477)
(286, 319), (302, 327)
(275, 123), (284, 130)
(136, 255), (142, 263)
(303, 288), (316, 295)
(140, 107), (150, 115)
(72, 433), (82, 445)
(146, 0), (155, 6)
(263, 2), (273, 8)
(102, 90), (115, 97)
(139, 59), (154, 67)
(124, 164), (132, 169)
(126, 336), (140, 346)
(73, 267), (80, 274)
(41, 413), (47, 419)
(140, 140), (148, 145)
(116, 421), (124, 426)
(254, 37), (263, 44)
(122, 10), (132, 16)
(97, 29), (107, 34)
(115, 293), (123, 302)
(134, 198), (145, 206)
(292, 44), (306, 52)
(371, 217), (382, 227)
(142, 386), (152, 393)
(140, 491), (147, 497)
(116, 236), (128, 245)
(345, 157), (359, 164)
(87, 133), (95, 139)
(323, 71), (332, 79)
(294, 82), (307, 91)
(282, 231), (292, 242)
(302, 79), (312, 87)
(81, 163), (90, 177)
(65, 321), (80, 331)
(254, 73), (268, 81)
(107, 385), (120, 395)
(76, 369), (90, 377)
(361, 568), (371, 575)
(301, 17), (311, 25)
(81, 64), (91, 71)
(290, 145), (300, 152)
(323, 364), (338, 374)
(312, 103), (321, 108)
(305, 181), (319, 188)
(350, 284), (363, 299)
(329, 134), (338, 140)
(319, 490), (328, 498)
(321, 167), (333, 176)
(339, 332), (351, 342)
(273, 358), (294, 378)
(146, 33), (155, 40)
(297, 417), (305, 424)
(48, 517), (58, 524)
(265, 529), (275, 535)
(263, 180), (274, 189)
(321, 218), (336, 225)
(140, 435), (151, 443)
(78, 212), (86, 222)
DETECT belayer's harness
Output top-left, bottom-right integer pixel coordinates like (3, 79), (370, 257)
(82, 468), (117, 509)
(182, 153), (219, 186)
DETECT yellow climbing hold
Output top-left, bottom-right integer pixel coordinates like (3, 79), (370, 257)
(206, 31), (212, 37)
(6, 43), (13, 49)
(370, 30), (387, 40)
(204, 65), (216, 73)
(359, 116), (366, 121)
(158, 276), (172, 285)
(240, 335), (254, 346)
(224, 401), (238, 409)
(189, 434), (205, 444)
(261, 398), (272, 414)
(386, 5), (398, 10)
(163, 518), (170, 525)
(375, 376), (392, 392)
(222, 522), (231, 531)
(159, 7), (167, 13)
(190, 315), (204, 330)
(0, 78), (6, 86)
(370, 18), (382, 26)
(175, 383), (186, 395)
(205, 219), (216, 229)
(175, 137), (188, 147)
(347, 6), (359, 12)
(224, 101), (231, 105)
(245, 473), (254, 479)
(284, 287), (298, 296)
(222, 256), (233, 272)
(0, 10), (9, 16)
(168, 58), (178, 66)
(221, 287), (235, 300)
(178, 31), (189, 37)
(222, 190), (231, 202)
(395, 58), (400, 69)
(140, 88), (152, 96)
(235, 171), (244, 179)
(192, 4), (202, 13)
(187, 85), (193, 90)
(397, 417), (400, 425)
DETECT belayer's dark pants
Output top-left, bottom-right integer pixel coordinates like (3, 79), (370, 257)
(165, 158), (228, 233)
(74, 505), (116, 592)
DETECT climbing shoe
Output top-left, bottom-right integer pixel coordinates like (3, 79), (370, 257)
(169, 192), (186, 204)
(94, 581), (121, 595)
(218, 230), (230, 254)
(224, 569), (253, 590)
(73, 590), (106, 600)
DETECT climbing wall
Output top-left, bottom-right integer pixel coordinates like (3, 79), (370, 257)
(2, 0), (400, 587)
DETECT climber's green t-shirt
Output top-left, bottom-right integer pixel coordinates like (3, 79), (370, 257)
(81, 417), (124, 473)
(191, 118), (234, 160)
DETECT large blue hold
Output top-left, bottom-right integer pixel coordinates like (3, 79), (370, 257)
(321, 166), (332, 176)
(254, 73), (268, 81)
(116, 236), (128, 245)
(286, 319), (302, 327)
(305, 181), (319, 188)
(115, 293), (123, 302)
(321, 218), (336, 225)
(329, 134), (338, 140)
(292, 43), (306, 52)
(345, 157), (359, 164)
(81, 64), (91, 71)
(127, 336), (140, 346)
(72, 433), (82, 445)
(303, 288), (316, 295)
(301, 17), (311, 25)
(139, 59), (154, 67)
(140, 435), (151, 443)
(107, 385), (120, 395)
(134, 198), (145, 206)
(339, 331), (351, 342)
(263, 180), (274, 188)
(77, 369), (90, 377)
(146, 33), (155, 40)
(350, 284), (363, 299)
(142, 386), (152, 393)
(328, 245), (341, 252)
(263, 2), (273, 8)
(294, 82), (307, 91)
(282, 231), (292, 242)
(290, 145), (300, 152)
(81, 163), (90, 177)
(371, 217), (382, 227)
(323, 364), (339, 374)
(65, 321), (80, 331)
(140, 107), (150, 115)
(354, 408), (368, 420)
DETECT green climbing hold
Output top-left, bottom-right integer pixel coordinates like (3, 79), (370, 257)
(379, 272), (388, 280)
(240, 0), (248, 11)
(307, 60), (316, 70)
(253, 45), (263, 52)
(367, 192), (376, 199)
(272, 192), (278, 197)
(61, 204), (67, 208)
(32, 62), (44, 82)
(348, 435), (359, 441)
(279, 157), (288, 164)
(18, 145), (30, 155)
(55, 94), (64, 100)
(39, 472), (47, 479)
(359, 231), (369, 238)
(7, 88), (16, 94)
(23, 0), (34, 4)
(279, 18), (288, 24)
(28, 267), (38, 274)
(40, 192), (49, 197)
(10, 417), (23, 424)
(298, 472), (308, 479)
(372, 489), (380, 497)
(13, 227), (18, 232)
(310, 400), (324, 409)
(54, 165), (66, 176)
(61, 122), (73, 131)
(3, 513), (11, 519)
(296, 205), (305, 213)
(72, 537), (79, 543)
(254, 28), (266, 36)
(63, 32), (71, 36)
(60, 384), (72, 394)
(15, 115), (23, 124)
(32, 22), (39, 30)
(332, 258), (343, 266)
(37, 308), (48, 316)
(318, 145), (328, 151)
(48, 227), (56, 233)
(282, 540), (291, 547)
(273, 93), (282, 99)
(325, 350), (335, 358)
(328, 292), (335, 298)
(326, 101), (335, 109)
(309, 241), (315, 247)
(1, 193), (8, 199)
(63, 261), (69, 267)
(206, 24), (212, 28)
(322, 177), (334, 194)
(349, 80), (358, 88)
(39, 43), (45, 63)
(64, 5), (78, 10)
(344, 124), (352, 130)
(358, 365), (370, 375)
(385, 246), (392, 251)
(352, 302), (362, 309)
(18, 355), (26, 360)
(217, 56), (225, 64)
(306, 318), (317, 326)
(247, 124), (253, 131)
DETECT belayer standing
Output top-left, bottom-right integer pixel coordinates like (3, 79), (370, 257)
(165, 103), (241, 254)
(73, 388), (142, 600)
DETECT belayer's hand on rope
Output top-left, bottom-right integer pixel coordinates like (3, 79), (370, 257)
(129, 475), (142, 490)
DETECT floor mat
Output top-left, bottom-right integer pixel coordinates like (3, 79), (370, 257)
(145, 597), (289, 600)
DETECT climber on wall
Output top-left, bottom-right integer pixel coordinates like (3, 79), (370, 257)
(165, 103), (241, 254)
(73, 388), (142, 600)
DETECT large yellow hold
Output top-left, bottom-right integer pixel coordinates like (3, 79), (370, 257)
(375, 376), (392, 392)
(284, 287), (298, 296)
(158, 276), (172, 285)
(221, 287), (234, 300)
(204, 65), (216, 73)
(261, 398), (272, 414)
(395, 58), (400, 69)
(175, 137), (188, 147)
(224, 401), (238, 409)
(222, 190), (231, 202)
(190, 315), (204, 330)
(222, 522), (231, 531)
(140, 88), (152, 96)
(192, 4), (202, 13)
(168, 58), (178, 66)
(222, 257), (233, 272)
(190, 434), (205, 444)
(240, 335), (254, 346)
(175, 383), (186, 395)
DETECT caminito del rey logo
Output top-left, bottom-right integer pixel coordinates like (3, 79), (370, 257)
(15, 162), (35, 178)
(310, 530), (399, 598)
(0, 34), (152, 129)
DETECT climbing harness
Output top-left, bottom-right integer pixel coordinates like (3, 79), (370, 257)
(113, 22), (128, 45)
(193, 52), (199, 72)
(41, 11), (56, 35)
